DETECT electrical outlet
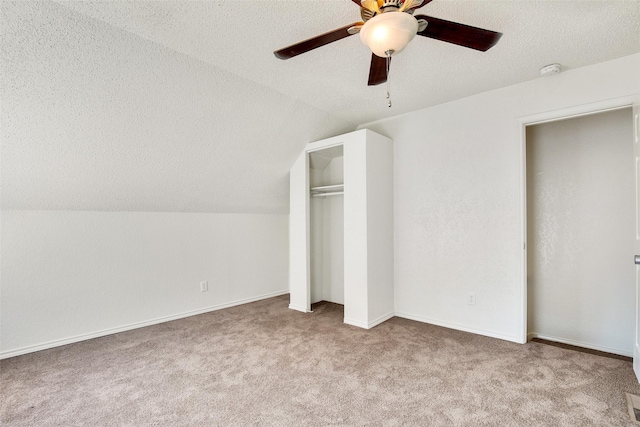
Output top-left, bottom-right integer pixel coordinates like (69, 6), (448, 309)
(467, 292), (476, 306)
(200, 281), (208, 292)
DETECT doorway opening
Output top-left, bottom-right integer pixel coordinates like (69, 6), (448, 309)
(525, 107), (635, 357)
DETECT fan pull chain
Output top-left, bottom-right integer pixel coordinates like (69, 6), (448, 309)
(385, 51), (392, 108)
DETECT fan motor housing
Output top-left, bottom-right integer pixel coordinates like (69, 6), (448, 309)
(382, 0), (403, 9)
(361, 0), (415, 22)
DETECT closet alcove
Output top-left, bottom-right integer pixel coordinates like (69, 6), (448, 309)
(289, 129), (394, 329)
(309, 145), (345, 306)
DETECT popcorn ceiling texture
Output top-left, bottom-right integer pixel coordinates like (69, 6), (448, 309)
(58, 0), (640, 125)
(0, 1), (353, 213)
(1, 1), (639, 213)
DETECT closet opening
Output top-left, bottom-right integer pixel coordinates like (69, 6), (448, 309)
(309, 145), (344, 308)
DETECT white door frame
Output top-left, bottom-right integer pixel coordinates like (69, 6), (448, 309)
(517, 94), (639, 344)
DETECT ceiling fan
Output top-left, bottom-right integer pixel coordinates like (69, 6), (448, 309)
(274, 0), (502, 87)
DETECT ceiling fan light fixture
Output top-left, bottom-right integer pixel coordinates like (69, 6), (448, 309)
(359, 11), (418, 57)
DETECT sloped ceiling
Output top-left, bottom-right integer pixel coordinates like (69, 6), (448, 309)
(1, 1), (639, 214)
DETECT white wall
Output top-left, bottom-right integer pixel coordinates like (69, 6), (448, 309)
(288, 152), (309, 313)
(526, 108), (635, 355)
(1, 210), (288, 358)
(364, 133), (395, 325)
(343, 137), (370, 326)
(310, 168), (325, 304)
(343, 130), (394, 328)
(359, 53), (640, 342)
(321, 157), (345, 305)
(1, 1), (315, 359)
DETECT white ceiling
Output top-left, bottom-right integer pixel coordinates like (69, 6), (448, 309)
(58, 0), (640, 125)
(2, 1), (639, 214)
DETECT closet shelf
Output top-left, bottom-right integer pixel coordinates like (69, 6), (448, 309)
(310, 184), (344, 197)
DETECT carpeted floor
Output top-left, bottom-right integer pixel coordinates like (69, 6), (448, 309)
(2, 294), (640, 426)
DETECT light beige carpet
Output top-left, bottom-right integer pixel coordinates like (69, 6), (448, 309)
(2, 294), (639, 426)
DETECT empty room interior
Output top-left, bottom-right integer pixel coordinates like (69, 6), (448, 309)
(2, 0), (640, 425)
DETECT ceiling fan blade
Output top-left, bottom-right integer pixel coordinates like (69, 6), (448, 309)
(348, 25), (363, 35)
(274, 22), (364, 60)
(415, 15), (502, 51)
(368, 54), (389, 86)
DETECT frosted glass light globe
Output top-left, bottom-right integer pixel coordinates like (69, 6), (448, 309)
(359, 12), (419, 57)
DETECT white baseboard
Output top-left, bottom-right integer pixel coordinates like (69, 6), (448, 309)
(634, 345), (640, 380)
(368, 312), (395, 329)
(528, 332), (632, 357)
(288, 304), (309, 313)
(0, 290), (289, 360)
(395, 311), (520, 343)
(343, 312), (395, 330)
(343, 317), (369, 329)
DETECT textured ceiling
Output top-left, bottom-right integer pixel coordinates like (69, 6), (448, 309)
(1, 1), (353, 213)
(1, 1), (639, 214)
(58, 0), (640, 125)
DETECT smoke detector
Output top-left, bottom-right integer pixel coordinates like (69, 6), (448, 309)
(539, 63), (561, 77)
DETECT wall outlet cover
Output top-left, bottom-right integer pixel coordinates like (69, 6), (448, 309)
(467, 292), (476, 305)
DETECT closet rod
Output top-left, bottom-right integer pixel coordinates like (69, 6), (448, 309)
(311, 191), (344, 198)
